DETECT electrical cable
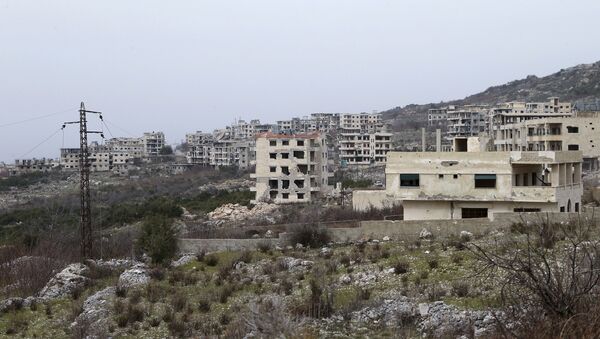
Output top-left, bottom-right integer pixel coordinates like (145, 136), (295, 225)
(0, 108), (74, 128)
(103, 118), (136, 137)
(17, 127), (62, 159)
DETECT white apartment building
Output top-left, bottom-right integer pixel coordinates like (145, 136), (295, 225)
(105, 137), (145, 158)
(339, 131), (392, 165)
(492, 113), (600, 171)
(141, 132), (165, 157)
(185, 131), (255, 169)
(251, 132), (333, 204)
(354, 151), (583, 220)
(339, 113), (383, 133)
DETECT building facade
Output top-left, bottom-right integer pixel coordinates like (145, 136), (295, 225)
(14, 158), (58, 174)
(141, 132), (166, 157)
(339, 131), (392, 165)
(251, 132), (333, 204)
(446, 105), (489, 139)
(354, 151), (583, 220)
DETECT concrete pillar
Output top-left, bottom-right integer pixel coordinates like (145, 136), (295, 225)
(421, 127), (426, 152)
(436, 129), (441, 152)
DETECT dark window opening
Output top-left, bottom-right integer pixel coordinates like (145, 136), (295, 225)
(453, 174), (458, 179)
(297, 140), (304, 146)
(269, 140), (277, 146)
(282, 193), (289, 199)
(474, 174), (496, 188)
(298, 165), (308, 174)
(281, 153), (289, 159)
(293, 151), (305, 159)
(560, 206), (565, 212)
(514, 208), (541, 212)
(282, 180), (290, 189)
(568, 144), (579, 151)
(269, 180), (278, 189)
(400, 174), (419, 187)
(282, 140), (289, 146)
(294, 179), (304, 188)
(297, 193), (304, 199)
(575, 203), (579, 212)
(462, 208), (488, 219)
(281, 166), (290, 175)
(567, 126), (579, 133)
(269, 153), (277, 159)
(269, 191), (277, 199)
(438, 174), (444, 179)
(269, 166), (276, 173)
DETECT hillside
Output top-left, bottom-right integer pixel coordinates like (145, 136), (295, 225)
(383, 60), (600, 126)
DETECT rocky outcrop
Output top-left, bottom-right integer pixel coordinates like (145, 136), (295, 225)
(38, 263), (90, 301)
(117, 263), (150, 289)
(70, 287), (115, 339)
(171, 254), (197, 268)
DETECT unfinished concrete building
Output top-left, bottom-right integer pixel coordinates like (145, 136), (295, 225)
(14, 158), (58, 174)
(141, 132), (165, 157)
(428, 106), (455, 127)
(446, 105), (489, 139)
(251, 132), (333, 204)
(339, 131), (392, 165)
(353, 151), (583, 220)
(492, 112), (600, 171)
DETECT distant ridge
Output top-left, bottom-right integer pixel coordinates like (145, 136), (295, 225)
(382, 60), (600, 126)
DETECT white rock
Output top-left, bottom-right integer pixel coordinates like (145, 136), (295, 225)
(382, 236), (391, 242)
(418, 303), (429, 316)
(265, 230), (274, 238)
(38, 263), (90, 301)
(171, 254), (196, 267)
(117, 263), (150, 289)
(71, 287), (115, 339)
(339, 274), (352, 285)
(419, 228), (433, 239)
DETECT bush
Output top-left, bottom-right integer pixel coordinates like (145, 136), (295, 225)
(452, 281), (470, 297)
(256, 240), (272, 253)
(288, 223), (331, 248)
(198, 297), (211, 313)
(171, 292), (187, 312)
(392, 259), (410, 274)
(204, 254), (219, 266)
(137, 216), (178, 264)
(427, 257), (439, 269)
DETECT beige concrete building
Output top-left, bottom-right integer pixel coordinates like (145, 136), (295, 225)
(446, 105), (489, 139)
(339, 113), (383, 133)
(14, 158), (58, 174)
(105, 137), (145, 158)
(185, 131), (255, 169)
(141, 132), (165, 157)
(251, 132), (333, 204)
(492, 113), (600, 171)
(428, 106), (455, 127)
(353, 151), (583, 220)
(339, 131), (392, 165)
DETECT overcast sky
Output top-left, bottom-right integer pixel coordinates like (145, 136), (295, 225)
(1, 0), (599, 162)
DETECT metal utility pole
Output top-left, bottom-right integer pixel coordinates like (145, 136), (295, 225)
(63, 102), (103, 260)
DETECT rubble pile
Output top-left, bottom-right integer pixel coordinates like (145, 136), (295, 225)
(207, 202), (279, 225)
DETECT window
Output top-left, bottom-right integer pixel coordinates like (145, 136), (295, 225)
(400, 174), (419, 187)
(269, 153), (277, 159)
(453, 174), (458, 179)
(281, 166), (290, 175)
(269, 140), (277, 146)
(474, 174), (496, 188)
(297, 193), (304, 199)
(282, 140), (289, 146)
(567, 126), (579, 133)
(514, 208), (541, 212)
(438, 174), (444, 179)
(297, 140), (304, 146)
(281, 153), (289, 159)
(560, 206), (565, 212)
(293, 151), (305, 159)
(269, 166), (276, 173)
(462, 208), (488, 219)
(282, 193), (289, 199)
(568, 144), (579, 151)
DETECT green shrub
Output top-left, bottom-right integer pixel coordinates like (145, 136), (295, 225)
(137, 215), (178, 264)
(392, 259), (410, 274)
(288, 223), (330, 248)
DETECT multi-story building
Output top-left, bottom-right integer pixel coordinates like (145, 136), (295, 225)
(105, 137), (145, 158)
(428, 106), (455, 127)
(339, 113), (383, 133)
(446, 105), (489, 139)
(141, 132), (165, 157)
(353, 150), (583, 220)
(492, 112), (600, 171)
(251, 132), (333, 204)
(14, 158), (58, 174)
(60, 142), (133, 173)
(185, 131), (255, 169)
(339, 131), (392, 165)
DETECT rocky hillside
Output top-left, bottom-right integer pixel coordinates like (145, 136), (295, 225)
(383, 60), (600, 126)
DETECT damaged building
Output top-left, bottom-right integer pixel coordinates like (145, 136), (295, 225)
(353, 150), (583, 220)
(251, 132), (333, 204)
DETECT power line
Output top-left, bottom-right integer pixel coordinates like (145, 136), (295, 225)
(103, 118), (136, 137)
(17, 127), (63, 159)
(0, 108), (74, 128)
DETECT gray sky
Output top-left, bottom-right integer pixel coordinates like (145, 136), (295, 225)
(1, 0), (599, 162)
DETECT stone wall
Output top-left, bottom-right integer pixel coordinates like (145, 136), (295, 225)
(179, 210), (600, 253)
